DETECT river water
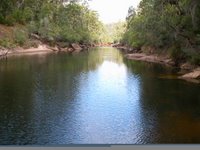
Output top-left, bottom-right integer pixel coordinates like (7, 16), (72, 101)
(0, 47), (200, 145)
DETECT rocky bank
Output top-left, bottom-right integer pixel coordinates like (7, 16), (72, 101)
(114, 44), (200, 83)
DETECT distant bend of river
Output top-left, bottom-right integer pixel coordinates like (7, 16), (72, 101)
(0, 47), (200, 145)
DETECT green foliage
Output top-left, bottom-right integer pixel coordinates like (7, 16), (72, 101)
(27, 21), (39, 34)
(185, 48), (200, 65)
(0, 0), (104, 45)
(0, 0), (15, 25)
(98, 26), (113, 44)
(123, 0), (200, 63)
(105, 22), (126, 43)
(0, 38), (15, 49)
(26, 1), (103, 44)
(189, 54), (200, 65)
(169, 43), (186, 63)
(14, 29), (28, 46)
(12, 8), (33, 24)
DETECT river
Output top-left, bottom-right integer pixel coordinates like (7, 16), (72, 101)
(0, 47), (200, 144)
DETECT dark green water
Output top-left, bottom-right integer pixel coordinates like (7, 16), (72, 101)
(0, 47), (200, 145)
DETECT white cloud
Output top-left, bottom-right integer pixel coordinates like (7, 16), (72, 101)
(88, 0), (141, 24)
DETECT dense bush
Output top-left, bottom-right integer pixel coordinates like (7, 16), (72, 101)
(123, 0), (200, 65)
(0, 0), (105, 45)
(14, 28), (28, 46)
(0, 38), (15, 49)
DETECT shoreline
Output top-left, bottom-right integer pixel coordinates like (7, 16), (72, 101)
(125, 53), (175, 66)
(6, 44), (55, 57)
(0, 43), (96, 58)
(1, 44), (199, 83)
(0, 42), (113, 58)
(114, 45), (200, 83)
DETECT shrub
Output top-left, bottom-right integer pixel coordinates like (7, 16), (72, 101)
(12, 10), (24, 24)
(0, 38), (15, 49)
(22, 40), (40, 49)
(14, 29), (28, 46)
(189, 54), (200, 65)
(27, 21), (39, 34)
(0, 14), (6, 24)
(169, 43), (187, 64)
(4, 15), (16, 26)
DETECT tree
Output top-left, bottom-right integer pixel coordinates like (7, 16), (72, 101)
(122, 0), (200, 64)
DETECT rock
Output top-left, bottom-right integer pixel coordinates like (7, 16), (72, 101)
(71, 43), (82, 51)
(180, 63), (195, 70)
(80, 44), (89, 50)
(0, 49), (9, 57)
(0, 46), (6, 51)
(80, 45), (85, 49)
(52, 47), (59, 51)
(60, 47), (69, 52)
(46, 45), (59, 51)
(181, 70), (200, 79)
(126, 53), (176, 66)
(127, 53), (144, 58)
(68, 48), (74, 53)
(194, 67), (200, 71)
(72, 49), (82, 54)
(57, 42), (69, 48)
(30, 33), (40, 40)
(164, 59), (175, 66)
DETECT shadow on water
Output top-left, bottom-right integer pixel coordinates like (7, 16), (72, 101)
(124, 57), (200, 143)
(0, 47), (199, 144)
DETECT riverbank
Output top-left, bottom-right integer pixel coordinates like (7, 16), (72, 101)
(113, 44), (200, 83)
(0, 44), (53, 57)
(0, 24), (97, 58)
(125, 53), (175, 66)
(0, 42), (96, 58)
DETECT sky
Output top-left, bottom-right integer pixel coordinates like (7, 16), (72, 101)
(88, 0), (141, 24)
